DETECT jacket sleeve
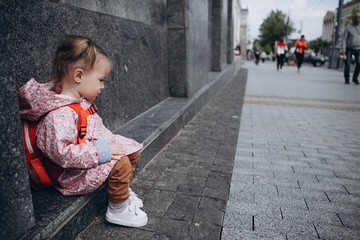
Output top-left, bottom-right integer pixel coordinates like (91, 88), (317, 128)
(342, 27), (348, 51)
(94, 118), (143, 155)
(36, 107), (101, 169)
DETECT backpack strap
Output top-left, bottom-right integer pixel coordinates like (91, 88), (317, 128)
(67, 103), (98, 144)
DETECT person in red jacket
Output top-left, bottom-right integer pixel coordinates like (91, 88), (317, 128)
(276, 37), (288, 71)
(294, 35), (307, 72)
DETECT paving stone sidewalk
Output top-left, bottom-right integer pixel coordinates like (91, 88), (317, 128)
(77, 69), (248, 240)
(222, 62), (360, 240)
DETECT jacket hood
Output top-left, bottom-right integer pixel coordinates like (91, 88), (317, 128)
(18, 78), (79, 121)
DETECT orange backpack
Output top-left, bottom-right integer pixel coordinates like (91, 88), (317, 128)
(21, 103), (98, 190)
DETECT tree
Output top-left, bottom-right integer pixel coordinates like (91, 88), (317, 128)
(344, 8), (359, 27)
(308, 38), (329, 54)
(252, 39), (260, 51)
(259, 10), (291, 52)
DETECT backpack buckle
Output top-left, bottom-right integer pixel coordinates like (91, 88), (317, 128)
(79, 126), (87, 139)
(88, 104), (98, 114)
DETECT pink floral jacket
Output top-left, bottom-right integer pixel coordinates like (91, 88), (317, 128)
(18, 79), (143, 196)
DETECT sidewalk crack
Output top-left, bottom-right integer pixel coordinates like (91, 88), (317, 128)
(343, 185), (351, 195)
(280, 207), (284, 219)
(313, 223), (321, 239)
(315, 175), (320, 183)
(304, 198), (309, 210)
(336, 213), (346, 227)
(324, 192), (331, 202)
(252, 216), (255, 231)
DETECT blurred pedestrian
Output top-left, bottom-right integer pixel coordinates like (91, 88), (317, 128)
(294, 35), (307, 73)
(260, 51), (267, 63)
(341, 12), (360, 85)
(254, 47), (260, 65)
(276, 37), (287, 71)
(234, 43), (241, 55)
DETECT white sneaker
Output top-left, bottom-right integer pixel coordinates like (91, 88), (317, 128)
(129, 188), (143, 208)
(105, 200), (148, 227)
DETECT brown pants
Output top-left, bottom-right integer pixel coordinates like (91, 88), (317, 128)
(107, 151), (140, 204)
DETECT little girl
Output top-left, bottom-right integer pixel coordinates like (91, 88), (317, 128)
(18, 35), (148, 227)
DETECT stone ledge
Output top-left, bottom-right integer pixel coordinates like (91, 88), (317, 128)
(21, 59), (241, 240)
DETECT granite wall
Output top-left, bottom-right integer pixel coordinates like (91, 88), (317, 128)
(167, 0), (212, 98)
(168, 0), (230, 97)
(212, 0), (229, 71)
(1, 0), (234, 238)
(167, 0), (188, 97)
(1, 2), (36, 240)
(227, 0), (234, 64)
(55, 0), (167, 27)
(187, 0), (212, 97)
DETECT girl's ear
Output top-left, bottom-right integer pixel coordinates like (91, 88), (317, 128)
(73, 68), (84, 83)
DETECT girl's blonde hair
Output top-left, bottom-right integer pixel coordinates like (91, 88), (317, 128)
(51, 35), (112, 83)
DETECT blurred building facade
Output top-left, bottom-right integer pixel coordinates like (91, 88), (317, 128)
(233, 0), (248, 59)
(322, 0), (360, 61)
(239, 4), (249, 59)
(322, 11), (335, 43)
(339, 0), (360, 48)
(233, 0), (241, 51)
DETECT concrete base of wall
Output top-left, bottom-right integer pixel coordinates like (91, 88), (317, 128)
(21, 58), (242, 240)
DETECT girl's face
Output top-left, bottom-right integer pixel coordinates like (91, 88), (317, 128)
(78, 55), (111, 101)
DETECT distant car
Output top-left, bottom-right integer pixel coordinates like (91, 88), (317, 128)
(267, 54), (274, 61)
(304, 51), (312, 62)
(291, 48), (325, 67)
(310, 54), (325, 67)
(286, 48), (326, 67)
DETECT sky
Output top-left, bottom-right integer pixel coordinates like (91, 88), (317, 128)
(241, 0), (342, 42)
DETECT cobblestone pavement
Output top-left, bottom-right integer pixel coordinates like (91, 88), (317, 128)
(222, 61), (360, 240)
(77, 69), (247, 240)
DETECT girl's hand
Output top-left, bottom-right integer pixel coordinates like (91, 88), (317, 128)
(109, 144), (127, 160)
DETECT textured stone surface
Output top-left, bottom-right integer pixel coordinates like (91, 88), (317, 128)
(22, 187), (107, 240)
(0, 1), (35, 239)
(187, 0), (211, 96)
(211, 0), (228, 71)
(65, 0), (167, 27)
(167, 0), (186, 28)
(226, 0), (234, 64)
(168, 0), (211, 97)
(167, 29), (188, 96)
